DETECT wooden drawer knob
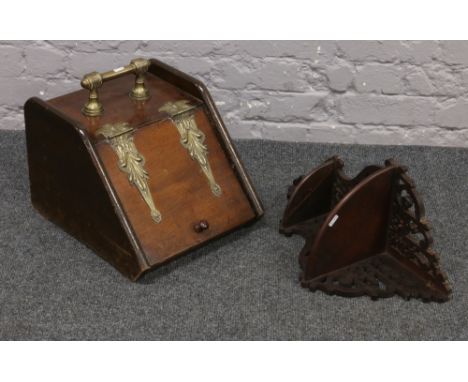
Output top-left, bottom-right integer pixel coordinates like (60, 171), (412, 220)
(193, 220), (209, 233)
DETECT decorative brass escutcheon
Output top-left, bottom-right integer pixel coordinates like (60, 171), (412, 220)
(96, 122), (162, 223)
(81, 58), (151, 117)
(159, 100), (222, 197)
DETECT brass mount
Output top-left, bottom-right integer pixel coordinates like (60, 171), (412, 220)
(81, 58), (151, 117)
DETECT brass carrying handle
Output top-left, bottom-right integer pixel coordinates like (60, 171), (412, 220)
(80, 58), (150, 117)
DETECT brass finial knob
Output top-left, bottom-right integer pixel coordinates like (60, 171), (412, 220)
(129, 58), (150, 101)
(81, 72), (104, 117)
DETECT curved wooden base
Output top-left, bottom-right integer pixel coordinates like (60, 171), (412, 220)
(280, 157), (452, 302)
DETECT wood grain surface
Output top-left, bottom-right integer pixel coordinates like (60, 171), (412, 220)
(27, 64), (261, 278)
(96, 108), (255, 266)
(49, 72), (203, 139)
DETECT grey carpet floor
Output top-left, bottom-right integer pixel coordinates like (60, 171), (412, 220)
(1, 130), (467, 340)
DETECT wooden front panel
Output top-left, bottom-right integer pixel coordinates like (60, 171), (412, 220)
(95, 108), (256, 266)
(306, 168), (394, 279)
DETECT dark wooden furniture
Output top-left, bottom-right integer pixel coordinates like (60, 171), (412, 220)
(279, 156), (451, 302)
(24, 58), (263, 281)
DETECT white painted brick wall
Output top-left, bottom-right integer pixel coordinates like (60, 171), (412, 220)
(1, 40), (468, 147)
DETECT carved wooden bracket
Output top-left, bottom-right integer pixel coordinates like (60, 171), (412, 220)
(279, 156), (452, 302)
